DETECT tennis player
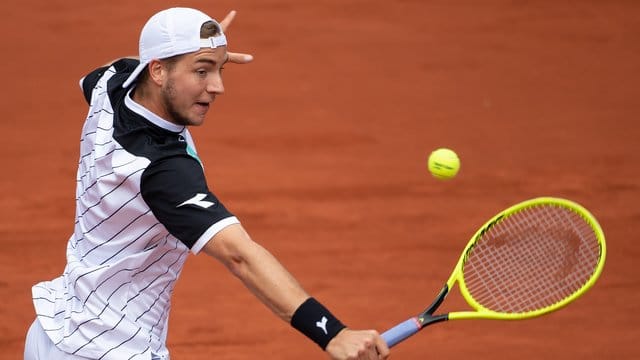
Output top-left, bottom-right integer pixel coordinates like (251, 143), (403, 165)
(25, 7), (390, 360)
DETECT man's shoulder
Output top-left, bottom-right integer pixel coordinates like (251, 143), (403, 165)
(106, 59), (140, 98)
(111, 58), (140, 73)
(81, 58), (140, 101)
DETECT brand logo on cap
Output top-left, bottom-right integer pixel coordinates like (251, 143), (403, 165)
(201, 35), (227, 49)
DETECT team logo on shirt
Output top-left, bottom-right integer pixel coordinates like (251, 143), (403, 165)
(177, 193), (215, 209)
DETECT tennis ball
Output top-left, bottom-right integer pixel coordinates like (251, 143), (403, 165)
(428, 148), (460, 180)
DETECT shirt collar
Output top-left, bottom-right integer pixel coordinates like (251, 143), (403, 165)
(125, 89), (186, 133)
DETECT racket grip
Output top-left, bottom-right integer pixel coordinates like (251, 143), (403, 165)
(381, 318), (421, 347)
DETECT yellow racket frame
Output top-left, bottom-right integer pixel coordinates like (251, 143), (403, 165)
(448, 197), (606, 321)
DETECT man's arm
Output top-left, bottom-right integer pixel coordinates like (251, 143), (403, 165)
(202, 223), (308, 320)
(202, 224), (389, 359)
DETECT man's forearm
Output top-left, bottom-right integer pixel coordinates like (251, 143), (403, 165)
(203, 224), (309, 321)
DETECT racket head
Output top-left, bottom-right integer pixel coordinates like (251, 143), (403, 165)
(450, 197), (605, 320)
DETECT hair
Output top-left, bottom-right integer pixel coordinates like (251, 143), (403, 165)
(200, 21), (222, 38)
(135, 21), (222, 90)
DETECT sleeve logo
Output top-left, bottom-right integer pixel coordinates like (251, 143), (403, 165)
(177, 193), (215, 209)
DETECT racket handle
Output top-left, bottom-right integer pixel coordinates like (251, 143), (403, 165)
(381, 318), (421, 347)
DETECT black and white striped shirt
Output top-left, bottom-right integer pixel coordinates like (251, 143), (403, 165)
(31, 59), (239, 360)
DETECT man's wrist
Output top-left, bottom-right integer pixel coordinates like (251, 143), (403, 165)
(290, 297), (346, 350)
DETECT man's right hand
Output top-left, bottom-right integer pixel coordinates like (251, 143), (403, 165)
(325, 329), (390, 360)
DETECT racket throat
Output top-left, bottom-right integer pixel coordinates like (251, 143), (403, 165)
(424, 285), (449, 314)
(417, 285), (450, 328)
(418, 314), (449, 327)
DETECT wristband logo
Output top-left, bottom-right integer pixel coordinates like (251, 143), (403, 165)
(316, 316), (328, 335)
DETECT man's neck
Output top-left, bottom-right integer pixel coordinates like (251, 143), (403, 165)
(126, 88), (185, 132)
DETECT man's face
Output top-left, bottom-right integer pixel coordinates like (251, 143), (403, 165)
(160, 47), (227, 126)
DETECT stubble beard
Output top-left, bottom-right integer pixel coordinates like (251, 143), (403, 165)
(162, 78), (191, 126)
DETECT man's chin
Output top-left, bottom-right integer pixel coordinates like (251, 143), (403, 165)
(184, 117), (205, 127)
(174, 111), (207, 126)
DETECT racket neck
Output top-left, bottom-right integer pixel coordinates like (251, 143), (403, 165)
(417, 285), (450, 328)
(419, 314), (449, 327)
(425, 285), (449, 314)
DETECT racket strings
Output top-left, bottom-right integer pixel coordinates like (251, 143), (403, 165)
(462, 204), (601, 314)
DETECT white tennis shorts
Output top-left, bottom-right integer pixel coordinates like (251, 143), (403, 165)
(24, 319), (90, 360)
(24, 319), (164, 359)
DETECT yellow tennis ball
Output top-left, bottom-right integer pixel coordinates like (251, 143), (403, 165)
(428, 148), (460, 180)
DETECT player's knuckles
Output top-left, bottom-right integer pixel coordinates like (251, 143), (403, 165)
(342, 347), (367, 360)
(341, 351), (359, 360)
(355, 342), (377, 360)
(354, 348), (368, 360)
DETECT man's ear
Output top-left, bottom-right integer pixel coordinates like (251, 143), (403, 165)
(148, 59), (165, 86)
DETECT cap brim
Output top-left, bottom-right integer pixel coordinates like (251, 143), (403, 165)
(122, 62), (148, 88)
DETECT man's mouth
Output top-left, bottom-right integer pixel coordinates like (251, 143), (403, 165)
(195, 102), (210, 110)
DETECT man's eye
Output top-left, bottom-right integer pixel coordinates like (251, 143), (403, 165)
(197, 70), (207, 76)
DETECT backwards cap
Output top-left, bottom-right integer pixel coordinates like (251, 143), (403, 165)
(122, 7), (227, 88)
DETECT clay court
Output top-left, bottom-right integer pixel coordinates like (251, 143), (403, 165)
(1, 0), (638, 358)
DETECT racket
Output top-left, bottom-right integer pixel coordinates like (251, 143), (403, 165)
(382, 197), (606, 347)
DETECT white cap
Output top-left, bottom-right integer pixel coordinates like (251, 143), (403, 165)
(122, 7), (228, 88)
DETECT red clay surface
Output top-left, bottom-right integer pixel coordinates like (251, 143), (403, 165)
(1, 0), (638, 359)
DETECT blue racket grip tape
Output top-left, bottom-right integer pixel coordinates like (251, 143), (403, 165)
(381, 318), (421, 347)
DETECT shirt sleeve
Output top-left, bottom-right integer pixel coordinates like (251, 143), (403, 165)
(80, 66), (109, 104)
(140, 155), (238, 252)
(79, 58), (140, 104)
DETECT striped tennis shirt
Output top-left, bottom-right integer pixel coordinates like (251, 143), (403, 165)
(31, 58), (239, 359)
